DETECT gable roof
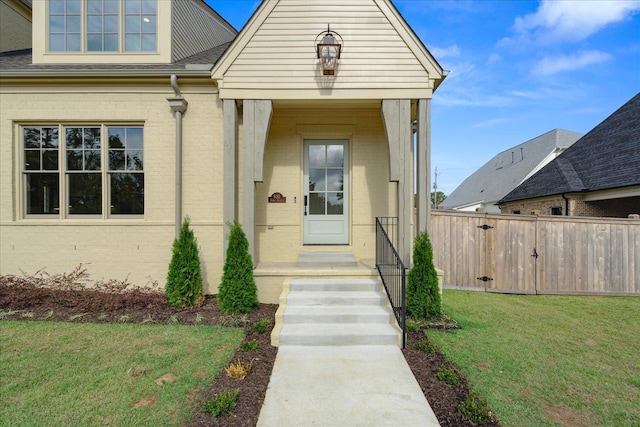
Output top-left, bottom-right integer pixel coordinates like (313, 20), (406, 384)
(211, 0), (445, 100)
(442, 129), (582, 209)
(499, 93), (640, 204)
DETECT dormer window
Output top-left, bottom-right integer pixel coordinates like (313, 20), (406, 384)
(48, 0), (157, 53)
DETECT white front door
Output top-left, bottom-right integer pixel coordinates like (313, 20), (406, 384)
(303, 140), (349, 244)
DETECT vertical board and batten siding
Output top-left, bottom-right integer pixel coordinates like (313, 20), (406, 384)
(171, 0), (236, 62)
(431, 211), (640, 296)
(220, 0), (435, 97)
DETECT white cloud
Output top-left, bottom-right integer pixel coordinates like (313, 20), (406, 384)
(472, 118), (510, 128)
(531, 50), (612, 75)
(513, 0), (640, 43)
(430, 45), (461, 59)
(487, 53), (501, 64)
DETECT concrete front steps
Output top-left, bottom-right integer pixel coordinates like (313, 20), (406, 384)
(272, 278), (402, 347)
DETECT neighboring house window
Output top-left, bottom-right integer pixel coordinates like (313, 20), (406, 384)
(22, 125), (144, 218)
(48, 0), (157, 53)
(551, 207), (562, 215)
(512, 210), (521, 215)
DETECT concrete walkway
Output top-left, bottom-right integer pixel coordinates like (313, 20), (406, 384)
(257, 277), (440, 426)
(256, 345), (441, 426)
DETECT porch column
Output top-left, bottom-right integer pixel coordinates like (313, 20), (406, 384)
(416, 98), (431, 236)
(382, 99), (413, 264)
(223, 99), (237, 256)
(242, 100), (272, 263)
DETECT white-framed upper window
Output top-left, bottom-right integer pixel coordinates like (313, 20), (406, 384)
(48, 0), (157, 53)
(22, 124), (144, 218)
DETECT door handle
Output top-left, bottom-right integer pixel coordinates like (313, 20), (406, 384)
(304, 196), (308, 216)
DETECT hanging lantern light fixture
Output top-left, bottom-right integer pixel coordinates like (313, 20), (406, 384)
(316, 25), (342, 76)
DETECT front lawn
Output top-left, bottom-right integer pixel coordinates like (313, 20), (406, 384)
(0, 321), (243, 426)
(428, 291), (640, 427)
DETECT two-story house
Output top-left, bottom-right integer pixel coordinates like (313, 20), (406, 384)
(0, 0), (446, 302)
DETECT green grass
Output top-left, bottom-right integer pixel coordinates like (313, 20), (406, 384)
(428, 291), (640, 427)
(0, 321), (244, 426)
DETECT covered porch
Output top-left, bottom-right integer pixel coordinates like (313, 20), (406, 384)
(220, 99), (433, 303)
(210, 0), (445, 302)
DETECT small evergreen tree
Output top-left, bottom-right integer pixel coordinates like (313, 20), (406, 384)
(218, 222), (258, 314)
(406, 230), (441, 318)
(166, 217), (204, 308)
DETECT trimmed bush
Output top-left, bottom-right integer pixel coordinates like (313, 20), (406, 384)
(217, 222), (259, 314)
(459, 391), (491, 425)
(166, 217), (204, 308)
(253, 318), (271, 334)
(202, 389), (239, 417)
(406, 230), (441, 318)
(436, 366), (460, 386)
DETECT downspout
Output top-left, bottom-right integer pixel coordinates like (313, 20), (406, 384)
(561, 193), (569, 216)
(167, 75), (188, 238)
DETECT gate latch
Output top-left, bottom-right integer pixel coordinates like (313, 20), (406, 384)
(476, 276), (493, 282)
(532, 248), (539, 259)
(477, 224), (494, 230)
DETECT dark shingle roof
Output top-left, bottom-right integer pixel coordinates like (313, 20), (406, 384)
(499, 93), (640, 204)
(0, 42), (232, 75)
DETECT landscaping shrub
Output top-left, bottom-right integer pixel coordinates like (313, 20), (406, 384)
(405, 318), (421, 333)
(406, 230), (441, 318)
(225, 359), (253, 380)
(241, 339), (259, 352)
(436, 366), (460, 386)
(217, 222), (259, 314)
(459, 391), (491, 425)
(166, 217), (204, 308)
(253, 318), (271, 334)
(414, 338), (439, 353)
(202, 389), (239, 417)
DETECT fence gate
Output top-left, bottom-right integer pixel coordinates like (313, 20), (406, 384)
(431, 211), (537, 293)
(484, 215), (537, 293)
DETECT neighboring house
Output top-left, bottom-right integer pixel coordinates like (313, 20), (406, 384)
(498, 93), (640, 217)
(442, 129), (582, 213)
(0, 0), (445, 302)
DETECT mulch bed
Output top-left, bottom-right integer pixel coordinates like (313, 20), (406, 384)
(1, 278), (499, 426)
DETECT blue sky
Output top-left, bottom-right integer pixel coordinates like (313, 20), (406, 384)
(207, 0), (640, 195)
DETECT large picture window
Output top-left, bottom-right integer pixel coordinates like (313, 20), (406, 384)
(22, 125), (144, 218)
(48, 0), (157, 53)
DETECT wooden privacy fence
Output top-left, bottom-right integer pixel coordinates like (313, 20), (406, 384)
(431, 211), (640, 296)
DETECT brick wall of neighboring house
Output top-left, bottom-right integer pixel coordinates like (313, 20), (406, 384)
(573, 196), (640, 218)
(499, 196), (567, 215)
(500, 195), (640, 218)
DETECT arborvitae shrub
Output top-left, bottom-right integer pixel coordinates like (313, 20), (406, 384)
(166, 217), (204, 308)
(406, 230), (441, 318)
(217, 222), (259, 314)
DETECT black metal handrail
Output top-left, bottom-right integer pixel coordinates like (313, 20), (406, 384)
(375, 217), (407, 348)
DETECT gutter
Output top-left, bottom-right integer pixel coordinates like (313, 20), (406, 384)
(166, 75), (188, 238)
(0, 65), (214, 79)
